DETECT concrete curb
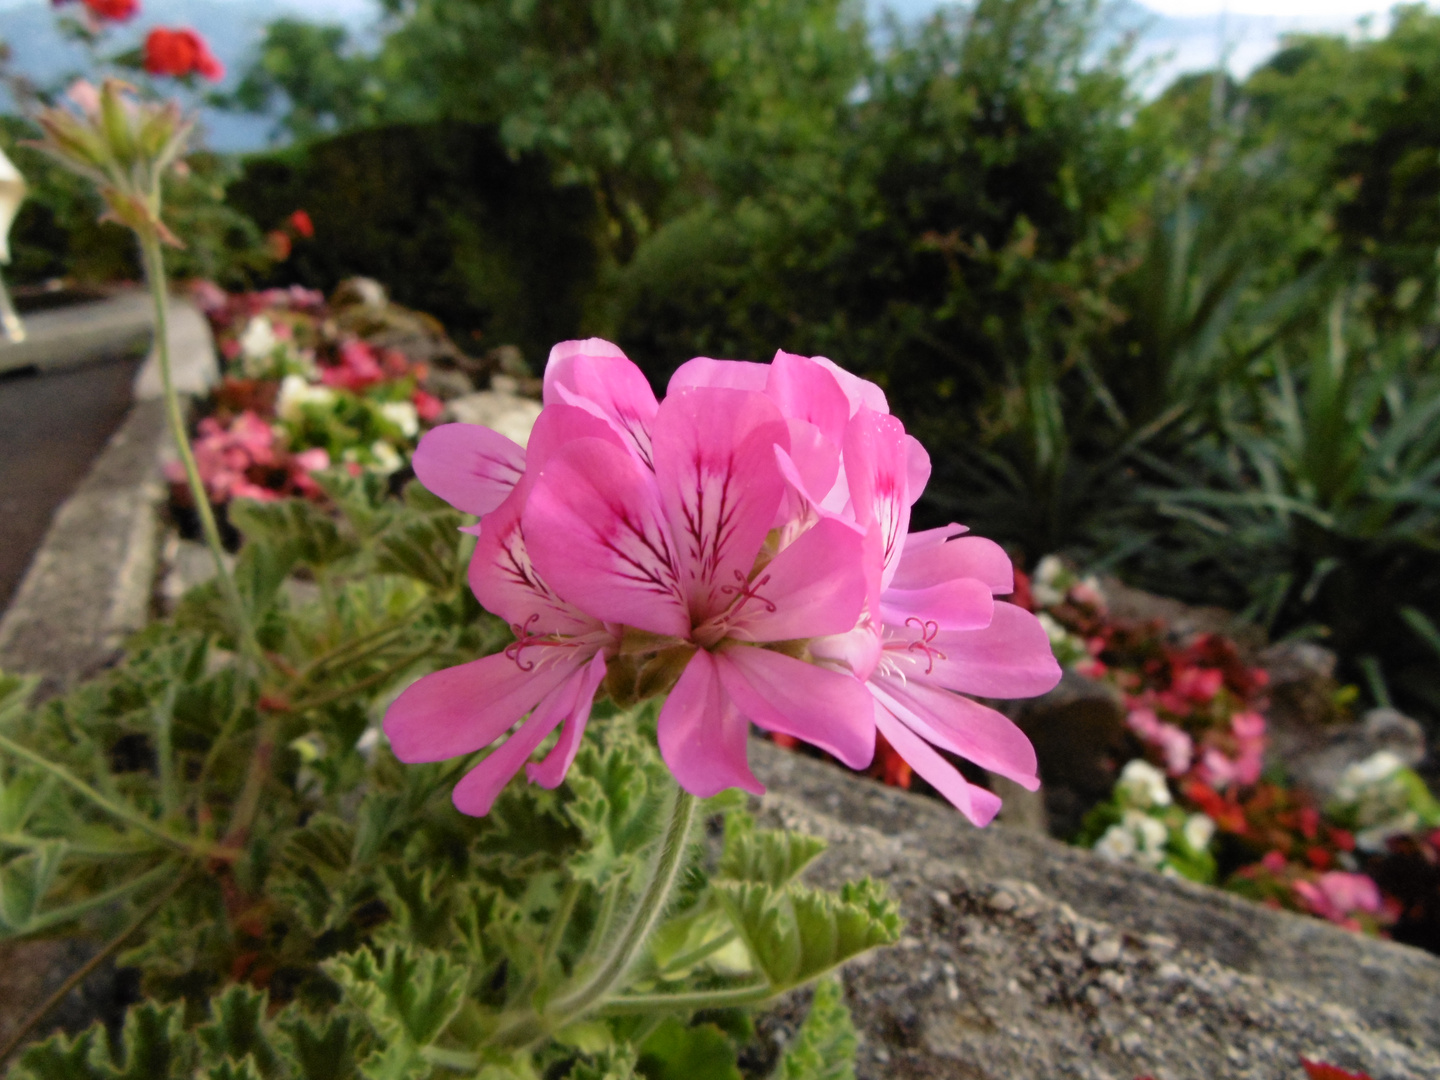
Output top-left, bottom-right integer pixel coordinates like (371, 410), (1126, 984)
(0, 297), (218, 695)
(0, 293), (153, 377)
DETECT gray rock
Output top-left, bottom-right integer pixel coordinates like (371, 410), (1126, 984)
(0, 401), (168, 697)
(1280, 707), (1428, 800)
(750, 739), (1440, 1076)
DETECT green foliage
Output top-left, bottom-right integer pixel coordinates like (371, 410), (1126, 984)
(768, 981), (856, 1080)
(0, 484), (891, 1078)
(226, 123), (601, 363)
(223, 20), (387, 145)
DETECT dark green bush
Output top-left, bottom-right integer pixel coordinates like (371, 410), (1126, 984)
(226, 122), (602, 364)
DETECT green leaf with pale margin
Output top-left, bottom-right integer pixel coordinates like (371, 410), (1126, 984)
(717, 814), (827, 888)
(201, 1060), (265, 1080)
(567, 1046), (638, 1080)
(717, 878), (901, 991)
(0, 839), (66, 933)
(229, 497), (359, 568)
(769, 980), (857, 1080)
(276, 1013), (362, 1080)
(638, 1018), (741, 1080)
(10, 1026), (106, 1080)
(372, 508), (466, 591)
(327, 945), (466, 1078)
(194, 986), (283, 1078)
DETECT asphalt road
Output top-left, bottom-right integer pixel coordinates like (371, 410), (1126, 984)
(0, 351), (143, 612)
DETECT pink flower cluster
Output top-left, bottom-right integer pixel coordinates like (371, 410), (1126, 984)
(1292, 868), (1384, 931)
(169, 410), (329, 503)
(385, 341), (1062, 821)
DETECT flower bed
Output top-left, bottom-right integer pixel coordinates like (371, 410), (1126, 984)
(810, 552), (1440, 947)
(174, 282), (458, 512)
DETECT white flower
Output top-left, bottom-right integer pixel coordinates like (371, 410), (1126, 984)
(1126, 810), (1169, 858)
(239, 316), (277, 364)
(1033, 554), (1066, 608)
(1037, 612), (1069, 645)
(1334, 750), (1406, 804)
(277, 375), (335, 422)
(380, 400), (420, 438)
(1118, 759), (1172, 810)
(1183, 813), (1216, 852)
(1095, 823), (1137, 862)
(369, 440), (403, 475)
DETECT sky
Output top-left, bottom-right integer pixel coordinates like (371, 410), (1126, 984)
(0, 0), (1421, 149)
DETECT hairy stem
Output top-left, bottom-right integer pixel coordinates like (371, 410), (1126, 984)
(0, 733), (211, 858)
(547, 787), (697, 1023)
(138, 232), (257, 663)
(597, 981), (773, 1015)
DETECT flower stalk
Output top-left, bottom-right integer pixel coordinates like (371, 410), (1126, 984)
(138, 231), (257, 661)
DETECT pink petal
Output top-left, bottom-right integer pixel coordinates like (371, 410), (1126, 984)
(652, 387), (789, 622)
(717, 646), (875, 769)
(870, 674), (1038, 789)
(469, 489), (599, 635)
(773, 423), (841, 532)
(523, 437), (689, 637)
(668, 357), (770, 393)
(880, 577), (995, 632)
(412, 423), (527, 517)
(904, 435), (931, 505)
(874, 704), (1002, 826)
(925, 603), (1062, 698)
(657, 650), (763, 797)
(764, 352), (850, 447)
(728, 516), (869, 642)
(843, 408), (911, 589)
(802, 353), (889, 416)
(522, 402), (629, 484)
(451, 666), (583, 816)
(889, 531), (1014, 595)
(541, 338), (630, 405)
(527, 651), (609, 788)
(383, 651), (571, 763)
(544, 339), (659, 466)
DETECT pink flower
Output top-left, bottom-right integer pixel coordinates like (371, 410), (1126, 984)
(388, 340), (1060, 821)
(1294, 872), (1382, 927)
(321, 340), (385, 391)
(663, 351), (1061, 824)
(412, 389), (444, 424)
(1127, 708), (1194, 776)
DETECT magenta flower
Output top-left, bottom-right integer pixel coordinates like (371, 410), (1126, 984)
(675, 351), (1061, 824)
(387, 339), (1060, 822)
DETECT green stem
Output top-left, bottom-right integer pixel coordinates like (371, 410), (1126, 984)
(0, 733), (207, 857)
(138, 232), (257, 663)
(284, 646), (434, 715)
(657, 927), (738, 976)
(15, 858), (179, 936)
(597, 982), (773, 1016)
(547, 787), (697, 1023)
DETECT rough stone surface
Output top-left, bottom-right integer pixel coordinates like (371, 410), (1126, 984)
(0, 298), (216, 696)
(751, 740), (1440, 1077)
(0, 292), (152, 377)
(131, 300), (220, 400)
(0, 400), (167, 696)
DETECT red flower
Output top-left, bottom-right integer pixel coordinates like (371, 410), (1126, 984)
(144, 27), (225, 81)
(412, 389), (444, 423)
(288, 209), (315, 238)
(1301, 1058), (1373, 1080)
(266, 230), (292, 261)
(81, 0), (138, 21)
